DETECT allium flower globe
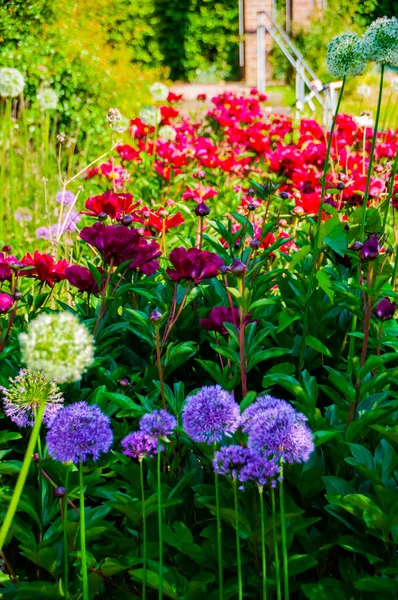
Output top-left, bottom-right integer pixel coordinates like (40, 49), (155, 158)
(182, 385), (240, 444)
(19, 312), (95, 384)
(37, 88), (59, 110)
(46, 401), (113, 463)
(360, 17), (398, 66)
(150, 82), (169, 102)
(1, 369), (64, 428)
(242, 394), (297, 433)
(0, 68), (25, 98)
(240, 454), (281, 487)
(139, 106), (161, 127)
(212, 445), (251, 481)
(56, 190), (75, 207)
(121, 431), (158, 460)
(139, 409), (177, 439)
(356, 84), (371, 99)
(326, 33), (365, 77)
(158, 125), (176, 142)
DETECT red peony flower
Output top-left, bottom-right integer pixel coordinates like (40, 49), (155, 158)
(166, 247), (224, 284)
(167, 91), (183, 103)
(147, 210), (185, 233)
(82, 191), (141, 221)
(21, 251), (69, 287)
(116, 144), (141, 162)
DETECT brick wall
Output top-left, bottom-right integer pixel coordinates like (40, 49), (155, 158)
(243, 0), (320, 85)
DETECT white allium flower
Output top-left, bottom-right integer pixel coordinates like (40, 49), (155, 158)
(150, 82), (168, 102)
(360, 17), (398, 66)
(391, 77), (398, 93)
(0, 68), (25, 98)
(158, 125), (176, 142)
(37, 88), (58, 110)
(139, 105), (161, 127)
(326, 33), (365, 77)
(353, 111), (374, 129)
(19, 312), (95, 384)
(357, 84), (371, 98)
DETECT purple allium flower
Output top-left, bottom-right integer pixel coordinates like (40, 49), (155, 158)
(212, 445), (251, 481)
(248, 410), (314, 464)
(139, 409), (177, 439)
(1, 369), (64, 428)
(242, 395), (298, 433)
(182, 385), (240, 444)
(46, 401), (113, 463)
(121, 431), (158, 460)
(240, 453), (281, 487)
(58, 210), (81, 234)
(14, 208), (32, 223)
(375, 297), (396, 320)
(36, 226), (52, 240)
(56, 190), (75, 207)
(359, 233), (379, 261)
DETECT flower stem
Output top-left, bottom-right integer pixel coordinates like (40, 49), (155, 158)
(0, 400), (46, 551)
(233, 479), (243, 600)
(140, 459), (147, 600)
(279, 461), (289, 600)
(271, 486), (281, 600)
(157, 441), (163, 600)
(297, 76), (346, 374)
(63, 468), (70, 600)
(359, 64), (385, 241)
(155, 326), (166, 410)
(79, 462), (89, 600)
(259, 486), (267, 600)
(382, 144), (398, 234)
(214, 441), (223, 600)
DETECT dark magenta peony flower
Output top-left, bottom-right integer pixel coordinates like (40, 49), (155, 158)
(375, 297), (396, 320)
(201, 306), (251, 335)
(80, 222), (160, 274)
(166, 247), (224, 284)
(65, 265), (100, 294)
(0, 293), (14, 313)
(359, 233), (379, 261)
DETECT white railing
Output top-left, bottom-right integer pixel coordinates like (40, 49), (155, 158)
(256, 10), (339, 127)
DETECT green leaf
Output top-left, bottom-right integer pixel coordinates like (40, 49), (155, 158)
(305, 335), (332, 357)
(354, 577), (398, 592)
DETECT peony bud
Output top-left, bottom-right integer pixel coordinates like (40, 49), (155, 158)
(54, 486), (66, 498)
(195, 202), (210, 217)
(375, 298), (396, 320)
(118, 377), (130, 388)
(229, 259), (247, 278)
(0, 293), (14, 313)
(149, 309), (162, 323)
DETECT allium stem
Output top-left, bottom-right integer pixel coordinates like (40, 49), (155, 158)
(233, 479), (243, 600)
(140, 459), (147, 600)
(259, 486), (267, 600)
(382, 145), (398, 234)
(359, 64), (385, 241)
(297, 76), (346, 374)
(155, 326), (166, 410)
(79, 462), (89, 600)
(214, 441), (224, 600)
(279, 461), (289, 599)
(93, 257), (114, 336)
(0, 400), (46, 552)
(63, 468), (70, 600)
(271, 487), (281, 600)
(36, 430), (44, 522)
(157, 441), (163, 600)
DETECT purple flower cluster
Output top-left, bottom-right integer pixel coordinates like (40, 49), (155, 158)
(212, 445), (251, 480)
(46, 401), (113, 464)
(245, 395), (314, 464)
(121, 409), (176, 461)
(182, 385), (240, 444)
(139, 409), (177, 439)
(240, 454), (281, 487)
(121, 431), (158, 460)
